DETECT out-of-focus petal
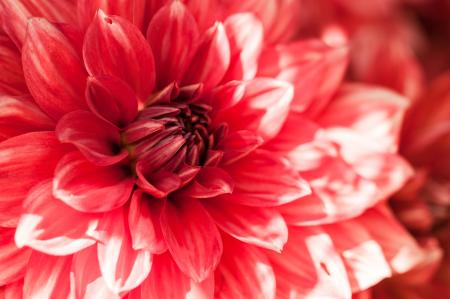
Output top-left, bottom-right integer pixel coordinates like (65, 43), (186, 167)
(0, 228), (30, 285)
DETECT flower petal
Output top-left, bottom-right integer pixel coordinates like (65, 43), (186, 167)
(53, 152), (134, 213)
(215, 238), (275, 299)
(219, 130), (264, 165)
(203, 199), (288, 252)
(221, 13), (263, 82)
(83, 10), (155, 100)
(183, 22), (230, 91)
(128, 191), (166, 253)
(86, 75), (138, 127)
(0, 33), (27, 95)
(0, 280), (23, 298)
(56, 110), (128, 166)
(72, 246), (120, 299)
(96, 210), (152, 293)
(161, 197), (223, 282)
(0, 95), (54, 141)
(129, 252), (214, 299)
(223, 150), (311, 207)
(180, 167), (234, 198)
(147, 1), (199, 88)
(0, 228), (30, 285)
(0, 132), (69, 227)
(15, 180), (98, 256)
(22, 18), (87, 120)
(23, 253), (73, 299)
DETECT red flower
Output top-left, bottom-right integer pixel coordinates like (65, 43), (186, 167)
(0, 0), (414, 298)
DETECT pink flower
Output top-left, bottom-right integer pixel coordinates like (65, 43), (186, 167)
(0, 0), (414, 298)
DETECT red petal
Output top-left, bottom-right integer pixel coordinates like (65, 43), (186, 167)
(72, 246), (120, 299)
(183, 22), (230, 91)
(223, 150), (311, 207)
(203, 199), (288, 252)
(53, 152), (134, 213)
(0, 132), (69, 227)
(129, 252), (214, 299)
(0, 0), (76, 48)
(258, 40), (348, 116)
(56, 110), (128, 166)
(0, 228), (30, 285)
(128, 191), (167, 253)
(180, 167), (234, 198)
(267, 227), (351, 299)
(147, 1), (199, 88)
(0, 95), (54, 141)
(86, 75), (138, 127)
(96, 210), (152, 293)
(0, 280), (23, 298)
(219, 130), (263, 165)
(23, 253), (73, 299)
(215, 238), (275, 299)
(22, 18), (87, 120)
(161, 197), (223, 282)
(221, 13), (263, 82)
(214, 78), (293, 140)
(77, 0), (146, 32)
(83, 10), (155, 100)
(0, 33), (27, 95)
(15, 180), (98, 255)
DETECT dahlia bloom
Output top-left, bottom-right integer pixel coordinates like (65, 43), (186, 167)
(0, 0), (415, 298)
(357, 71), (450, 299)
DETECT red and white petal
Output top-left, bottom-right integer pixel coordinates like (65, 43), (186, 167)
(258, 39), (348, 116)
(0, 95), (54, 141)
(0, 33), (27, 95)
(56, 111), (128, 166)
(86, 75), (138, 127)
(0, 0), (76, 48)
(77, 0), (146, 32)
(268, 227), (352, 299)
(147, 1), (199, 88)
(0, 132), (69, 227)
(72, 246), (120, 299)
(23, 253), (73, 299)
(0, 228), (30, 285)
(221, 13), (263, 82)
(128, 191), (166, 253)
(53, 152), (134, 213)
(83, 10), (155, 100)
(215, 238), (275, 299)
(161, 197), (223, 282)
(180, 167), (234, 199)
(96, 210), (152, 293)
(22, 18), (87, 120)
(15, 180), (98, 256)
(219, 130), (263, 165)
(129, 252), (214, 299)
(0, 279), (23, 298)
(183, 22), (230, 91)
(223, 150), (311, 207)
(215, 78), (293, 141)
(203, 199), (288, 252)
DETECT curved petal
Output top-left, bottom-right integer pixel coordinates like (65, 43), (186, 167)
(15, 180), (98, 256)
(215, 238), (275, 299)
(56, 110), (128, 166)
(0, 132), (69, 227)
(96, 210), (152, 293)
(128, 191), (166, 253)
(22, 18), (87, 120)
(180, 167), (234, 198)
(72, 246), (120, 299)
(221, 13), (263, 82)
(0, 33), (27, 95)
(0, 95), (54, 141)
(203, 199), (288, 252)
(0, 228), (31, 285)
(83, 10), (155, 100)
(147, 1), (199, 88)
(53, 152), (134, 213)
(223, 150), (311, 207)
(0, 279), (23, 298)
(219, 130), (264, 165)
(86, 75), (138, 127)
(161, 197), (223, 282)
(23, 253), (73, 299)
(183, 22), (230, 91)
